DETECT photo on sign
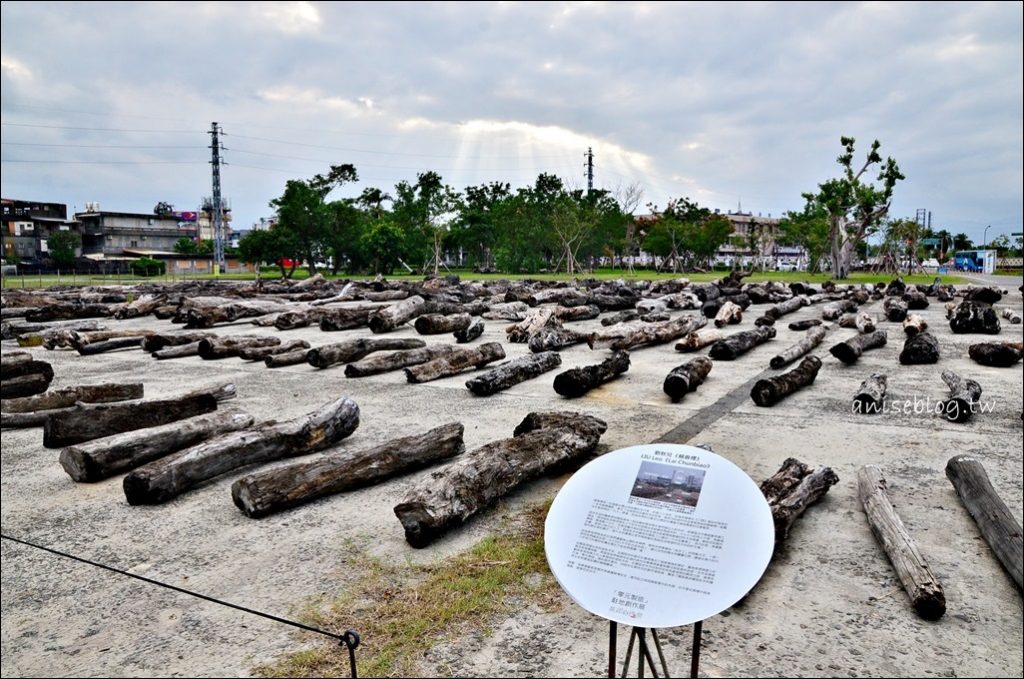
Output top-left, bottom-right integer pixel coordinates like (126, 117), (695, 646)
(630, 461), (706, 507)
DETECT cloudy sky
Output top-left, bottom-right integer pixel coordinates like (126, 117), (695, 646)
(2, 1), (1021, 244)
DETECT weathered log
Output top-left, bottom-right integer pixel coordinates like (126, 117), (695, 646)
(41, 328), (153, 351)
(949, 301), (1001, 334)
(307, 337), (426, 369)
(394, 412), (607, 547)
(553, 350), (630, 398)
(237, 339), (310, 361)
(3, 318), (105, 341)
(945, 455), (1023, 591)
(708, 326), (776, 360)
(899, 332), (940, 365)
(59, 410), (255, 482)
(0, 351), (33, 372)
(765, 295), (808, 320)
(554, 304), (601, 322)
(769, 325), (828, 369)
(43, 393), (219, 448)
(2, 382), (143, 420)
(454, 317), (485, 343)
(829, 330), (888, 364)
(405, 342), (506, 383)
(751, 356), (822, 407)
(318, 305), (379, 331)
(76, 336), (145, 355)
(197, 336), (282, 360)
(505, 308), (556, 342)
(853, 374), (887, 414)
(674, 328), (723, 352)
(183, 300), (289, 328)
(838, 312), (875, 334)
(601, 310), (640, 326)
(585, 293), (638, 311)
(714, 301), (743, 328)
(345, 345), (458, 377)
(263, 348), (311, 368)
(367, 295), (426, 333)
(788, 319), (822, 331)
(1, 373), (54, 399)
(466, 352), (562, 396)
(940, 370), (982, 423)
(482, 301), (529, 320)
(903, 314), (927, 336)
(141, 332), (215, 353)
(771, 466), (839, 542)
(967, 342), (1023, 367)
(112, 294), (166, 320)
(232, 423), (465, 518)
(902, 290), (930, 310)
(663, 356), (713, 402)
(597, 315), (707, 352)
(152, 341), (204, 360)
(414, 313), (472, 335)
(754, 315), (776, 327)
(1, 357), (53, 382)
(883, 298), (908, 322)
(999, 307), (1022, 324)
(944, 302), (958, 319)
(885, 278), (907, 297)
(527, 324), (589, 353)
(858, 465), (946, 619)
(25, 303), (111, 323)
(422, 300), (489, 317)
(123, 396), (360, 505)
(822, 299), (857, 320)
(759, 457), (810, 505)
(963, 286), (1003, 305)
(364, 289), (408, 302)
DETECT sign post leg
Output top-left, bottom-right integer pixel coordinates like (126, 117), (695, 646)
(690, 620), (703, 679)
(608, 621), (618, 679)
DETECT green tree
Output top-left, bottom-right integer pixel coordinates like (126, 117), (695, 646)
(801, 137), (904, 278)
(643, 197), (727, 272)
(47, 230), (81, 268)
(452, 181), (511, 270)
(952, 232), (974, 251)
(173, 237), (198, 255)
(361, 218), (406, 274)
(323, 200), (366, 274)
(779, 205), (830, 272)
(237, 227), (302, 279)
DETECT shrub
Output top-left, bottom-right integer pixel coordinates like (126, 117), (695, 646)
(130, 257), (166, 277)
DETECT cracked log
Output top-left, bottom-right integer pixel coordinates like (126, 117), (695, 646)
(414, 313), (472, 335)
(368, 295), (426, 333)
(405, 342), (506, 383)
(708, 326), (776, 360)
(949, 301), (1001, 334)
(884, 298), (908, 322)
(2, 383), (144, 428)
(318, 305), (380, 331)
(769, 325), (828, 369)
(714, 301), (743, 328)
(553, 350), (630, 398)
(466, 351), (562, 396)
(853, 374), (887, 415)
(903, 314), (927, 336)
(967, 342), (1023, 368)
(527, 324), (590, 353)
(345, 345), (458, 377)
(940, 370), (982, 423)
(454, 317), (485, 343)
(598, 315), (707, 351)
(751, 355), (822, 407)
(237, 339), (310, 361)
(198, 336), (281, 360)
(307, 338), (425, 369)
(663, 356), (713, 402)
(829, 330), (888, 364)
(141, 332), (215, 353)
(899, 332), (940, 365)
(674, 328), (723, 353)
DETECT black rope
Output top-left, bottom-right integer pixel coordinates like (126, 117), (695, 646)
(1, 533), (360, 677)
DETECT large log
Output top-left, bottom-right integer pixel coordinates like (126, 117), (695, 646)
(43, 393), (219, 448)
(454, 317), (485, 343)
(601, 310), (640, 326)
(598, 315), (707, 352)
(902, 290), (929, 310)
(114, 294), (166, 320)
(368, 295), (426, 333)
(714, 301), (743, 328)
(769, 325), (828, 369)
(152, 341), (203, 360)
(465, 352), (562, 396)
(663, 356), (713, 402)
(853, 374), (887, 415)
(857, 465), (946, 619)
(345, 345), (458, 377)
(482, 301), (529, 321)
(2, 382), (143, 421)
(829, 330), (888, 364)
(554, 304), (601, 322)
(198, 336), (281, 360)
(899, 332), (940, 365)
(232, 423), (466, 518)
(999, 307), (1022, 324)
(1, 357), (53, 382)
(788, 319), (822, 331)
(237, 339), (310, 361)
(708, 326), (776, 360)
(822, 299), (857, 320)
(945, 455), (1023, 591)
(264, 348), (312, 368)
(3, 319), (105, 341)
(940, 370), (982, 423)
(414, 313), (472, 335)
(967, 342), (1023, 368)
(751, 356), (821, 407)
(0, 351), (33, 372)
(771, 466), (839, 542)
(505, 308), (556, 342)
(1, 373), (54, 399)
(394, 412), (607, 547)
(759, 457), (810, 505)
(183, 300), (288, 328)
(883, 298), (908, 322)
(364, 289), (408, 302)
(949, 301), (1001, 334)
(123, 396), (360, 505)
(838, 312), (876, 334)
(25, 303), (111, 323)
(76, 336), (145, 355)
(141, 332), (215, 353)
(765, 295), (808, 320)
(42, 328), (154, 350)
(963, 286), (1003, 305)
(902, 314), (927, 336)
(404, 342), (506, 383)
(553, 350), (630, 398)
(318, 305), (379, 331)
(527, 324), (590, 353)
(307, 337), (426, 369)
(674, 328), (723, 352)
(59, 410), (255, 482)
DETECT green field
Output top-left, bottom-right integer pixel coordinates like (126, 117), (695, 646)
(0, 267), (970, 289)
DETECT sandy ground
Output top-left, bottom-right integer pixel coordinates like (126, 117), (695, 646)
(2, 277), (1022, 678)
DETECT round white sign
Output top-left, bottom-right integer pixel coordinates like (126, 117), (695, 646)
(545, 444), (774, 628)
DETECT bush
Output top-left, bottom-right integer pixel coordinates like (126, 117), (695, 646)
(130, 257), (166, 277)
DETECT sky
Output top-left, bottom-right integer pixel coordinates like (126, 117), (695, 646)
(2, 1), (1021, 245)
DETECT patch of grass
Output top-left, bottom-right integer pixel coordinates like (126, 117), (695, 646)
(256, 503), (559, 678)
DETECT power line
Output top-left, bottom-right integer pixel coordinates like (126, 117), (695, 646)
(228, 147), (579, 173)
(0, 122), (201, 133)
(1, 141), (199, 149)
(229, 132), (566, 160)
(0, 159), (205, 165)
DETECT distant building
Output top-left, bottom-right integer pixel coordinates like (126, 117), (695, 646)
(1, 198), (76, 262)
(75, 203), (197, 256)
(197, 197), (232, 248)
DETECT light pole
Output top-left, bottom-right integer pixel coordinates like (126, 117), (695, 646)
(983, 225), (991, 249)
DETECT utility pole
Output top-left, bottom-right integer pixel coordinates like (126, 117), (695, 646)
(209, 122), (225, 275)
(585, 147), (594, 193)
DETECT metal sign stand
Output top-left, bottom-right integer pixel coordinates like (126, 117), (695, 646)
(608, 620), (703, 679)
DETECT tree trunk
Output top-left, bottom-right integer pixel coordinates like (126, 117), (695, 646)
(43, 393), (219, 448)
(902, 314), (927, 336)
(318, 305), (380, 332)
(999, 307), (1022, 324)
(4, 318), (106, 341)
(113, 294), (166, 320)
(884, 298), (908, 322)
(232, 423), (465, 518)
(76, 336), (146, 355)
(414, 313), (472, 335)
(771, 466), (840, 542)
(454, 318), (485, 343)
(505, 308), (556, 342)
(853, 373), (887, 414)
(967, 342), (1023, 367)
(599, 315), (707, 352)
(788, 319), (823, 331)
(769, 325), (828, 369)
(765, 296), (808, 320)
(674, 328), (723, 352)
(829, 330), (888, 364)
(43, 328), (155, 350)
(363, 290), (408, 302)
(197, 335), (282, 360)
(759, 457), (810, 505)
(2, 382), (143, 423)
(307, 337), (426, 369)
(601, 310), (640, 327)
(237, 339), (310, 361)
(394, 412), (607, 547)
(141, 332), (215, 353)
(663, 356), (713, 402)
(367, 295), (426, 333)
(940, 370), (982, 423)
(404, 342), (506, 383)
(902, 290), (929, 310)
(822, 299), (857, 320)
(527, 324), (589, 353)
(1, 357), (53, 382)
(949, 301), (1001, 334)
(482, 301), (529, 320)
(899, 332), (940, 365)
(466, 352), (562, 396)
(837, 312), (875, 334)
(59, 411), (255, 482)
(708, 326), (776, 360)
(344, 345), (458, 377)
(945, 455), (1023, 591)
(262, 348), (311, 368)
(183, 300), (289, 328)
(857, 465), (946, 619)
(751, 356), (822, 407)
(553, 350), (630, 398)
(1, 373), (54, 399)
(25, 303), (112, 323)
(0, 351), (32, 372)
(714, 301), (743, 328)
(153, 341), (203, 360)
(123, 396), (360, 505)
(554, 304), (601, 322)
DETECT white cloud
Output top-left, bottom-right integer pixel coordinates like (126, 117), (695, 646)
(261, 1), (321, 34)
(1, 55), (32, 81)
